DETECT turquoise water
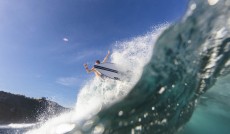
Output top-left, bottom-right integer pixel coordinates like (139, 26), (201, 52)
(67, 0), (230, 133)
(181, 75), (230, 134)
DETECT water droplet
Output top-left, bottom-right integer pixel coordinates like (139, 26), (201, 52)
(144, 113), (148, 118)
(135, 125), (142, 130)
(138, 118), (142, 122)
(118, 111), (123, 116)
(131, 129), (135, 134)
(158, 87), (166, 94)
(190, 3), (196, 10)
(63, 37), (69, 42)
(207, 0), (219, 5)
(161, 119), (167, 124)
(93, 124), (104, 134)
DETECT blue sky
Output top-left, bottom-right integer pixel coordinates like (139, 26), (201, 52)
(0, 0), (189, 107)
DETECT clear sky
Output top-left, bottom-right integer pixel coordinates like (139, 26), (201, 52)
(0, 0), (189, 107)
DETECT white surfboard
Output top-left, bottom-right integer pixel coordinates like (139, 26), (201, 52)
(94, 63), (124, 80)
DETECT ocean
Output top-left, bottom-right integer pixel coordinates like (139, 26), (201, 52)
(2, 0), (230, 134)
(0, 124), (35, 134)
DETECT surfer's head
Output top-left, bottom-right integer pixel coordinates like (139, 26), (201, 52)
(95, 60), (100, 64)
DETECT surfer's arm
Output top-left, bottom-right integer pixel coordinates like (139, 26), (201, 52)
(85, 68), (93, 73)
(84, 64), (93, 73)
(102, 50), (110, 63)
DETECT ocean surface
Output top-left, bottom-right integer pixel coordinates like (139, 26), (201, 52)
(2, 0), (230, 134)
(0, 124), (35, 134)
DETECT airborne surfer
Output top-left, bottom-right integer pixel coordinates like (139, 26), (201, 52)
(84, 50), (110, 78)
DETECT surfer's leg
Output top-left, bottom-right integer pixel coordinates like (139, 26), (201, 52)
(94, 71), (104, 80)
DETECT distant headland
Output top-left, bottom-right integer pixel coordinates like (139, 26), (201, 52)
(0, 91), (69, 124)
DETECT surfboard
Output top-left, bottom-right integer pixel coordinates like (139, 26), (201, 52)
(94, 63), (123, 80)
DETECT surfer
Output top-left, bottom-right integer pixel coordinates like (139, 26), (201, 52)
(84, 50), (110, 78)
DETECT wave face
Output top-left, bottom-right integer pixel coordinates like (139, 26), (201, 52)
(180, 74), (230, 134)
(67, 0), (230, 133)
(27, 0), (230, 133)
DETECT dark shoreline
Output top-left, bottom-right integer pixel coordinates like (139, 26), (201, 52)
(0, 91), (69, 124)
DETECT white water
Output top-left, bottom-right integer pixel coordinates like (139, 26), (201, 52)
(26, 24), (168, 134)
(0, 123), (36, 129)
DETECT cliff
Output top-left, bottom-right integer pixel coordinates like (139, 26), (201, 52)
(0, 91), (69, 124)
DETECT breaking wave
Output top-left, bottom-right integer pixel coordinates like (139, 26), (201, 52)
(27, 0), (230, 133)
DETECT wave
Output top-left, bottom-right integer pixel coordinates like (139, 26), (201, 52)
(0, 123), (36, 129)
(27, 0), (230, 133)
(26, 22), (168, 134)
(180, 75), (230, 134)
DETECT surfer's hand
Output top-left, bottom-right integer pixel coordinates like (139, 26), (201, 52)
(108, 50), (110, 54)
(84, 64), (88, 68)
